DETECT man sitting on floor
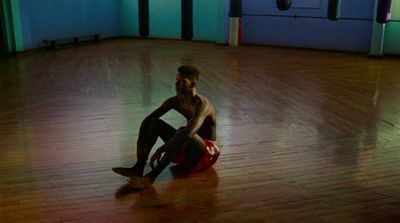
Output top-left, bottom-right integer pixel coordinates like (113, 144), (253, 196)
(112, 65), (220, 189)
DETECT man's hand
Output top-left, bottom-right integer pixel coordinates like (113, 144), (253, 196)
(150, 149), (163, 169)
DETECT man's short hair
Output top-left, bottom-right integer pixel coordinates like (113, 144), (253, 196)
(178, 65), (199, 82)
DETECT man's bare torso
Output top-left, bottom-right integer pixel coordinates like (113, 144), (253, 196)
(170, 94), (216, 141)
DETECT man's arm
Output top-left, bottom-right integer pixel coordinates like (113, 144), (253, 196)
(140, 97), (176, 127)
(166, 101), (209, 147)
(149, 100), (210, 168)
(178, 102), (210, 140)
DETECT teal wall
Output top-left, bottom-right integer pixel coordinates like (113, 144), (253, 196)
(121, 0), (139, 36)
(383, 1), (400, 54)
(193, 0), (218, 41)
(3, 0), (225, 51)
(149, 0), (181, 39)
(120, 0), (225, 42)
(4, 0), (396, 54)
(193, 0), (227, 42)
(2, 0), (24, 52)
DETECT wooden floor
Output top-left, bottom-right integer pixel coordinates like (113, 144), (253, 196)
(1, 39), (400, 223)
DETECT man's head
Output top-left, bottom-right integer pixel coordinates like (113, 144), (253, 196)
(175, 65), (199, 95)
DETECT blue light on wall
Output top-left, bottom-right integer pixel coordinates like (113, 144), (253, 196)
(19, 0), (121, 50)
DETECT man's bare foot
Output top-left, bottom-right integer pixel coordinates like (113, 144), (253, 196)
(112, 167), (142, 177)
(127, 176), (154, 190)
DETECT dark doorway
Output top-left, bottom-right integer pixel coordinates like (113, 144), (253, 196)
(138, 0), (149, 37)
(181, 0), (193, 40)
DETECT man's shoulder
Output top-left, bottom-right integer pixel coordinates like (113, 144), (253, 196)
(162, 96), (179, 107)
(197, 94), (212, 105)
(195, 95), (215, 113)
(165, 96), (178, 102)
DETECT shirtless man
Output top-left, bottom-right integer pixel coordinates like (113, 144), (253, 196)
(112, 65), (220, 189)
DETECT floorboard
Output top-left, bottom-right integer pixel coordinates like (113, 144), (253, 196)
(1, 38), (400, 223)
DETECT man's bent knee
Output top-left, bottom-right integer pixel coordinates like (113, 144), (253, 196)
(142, 118), (162, 131)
